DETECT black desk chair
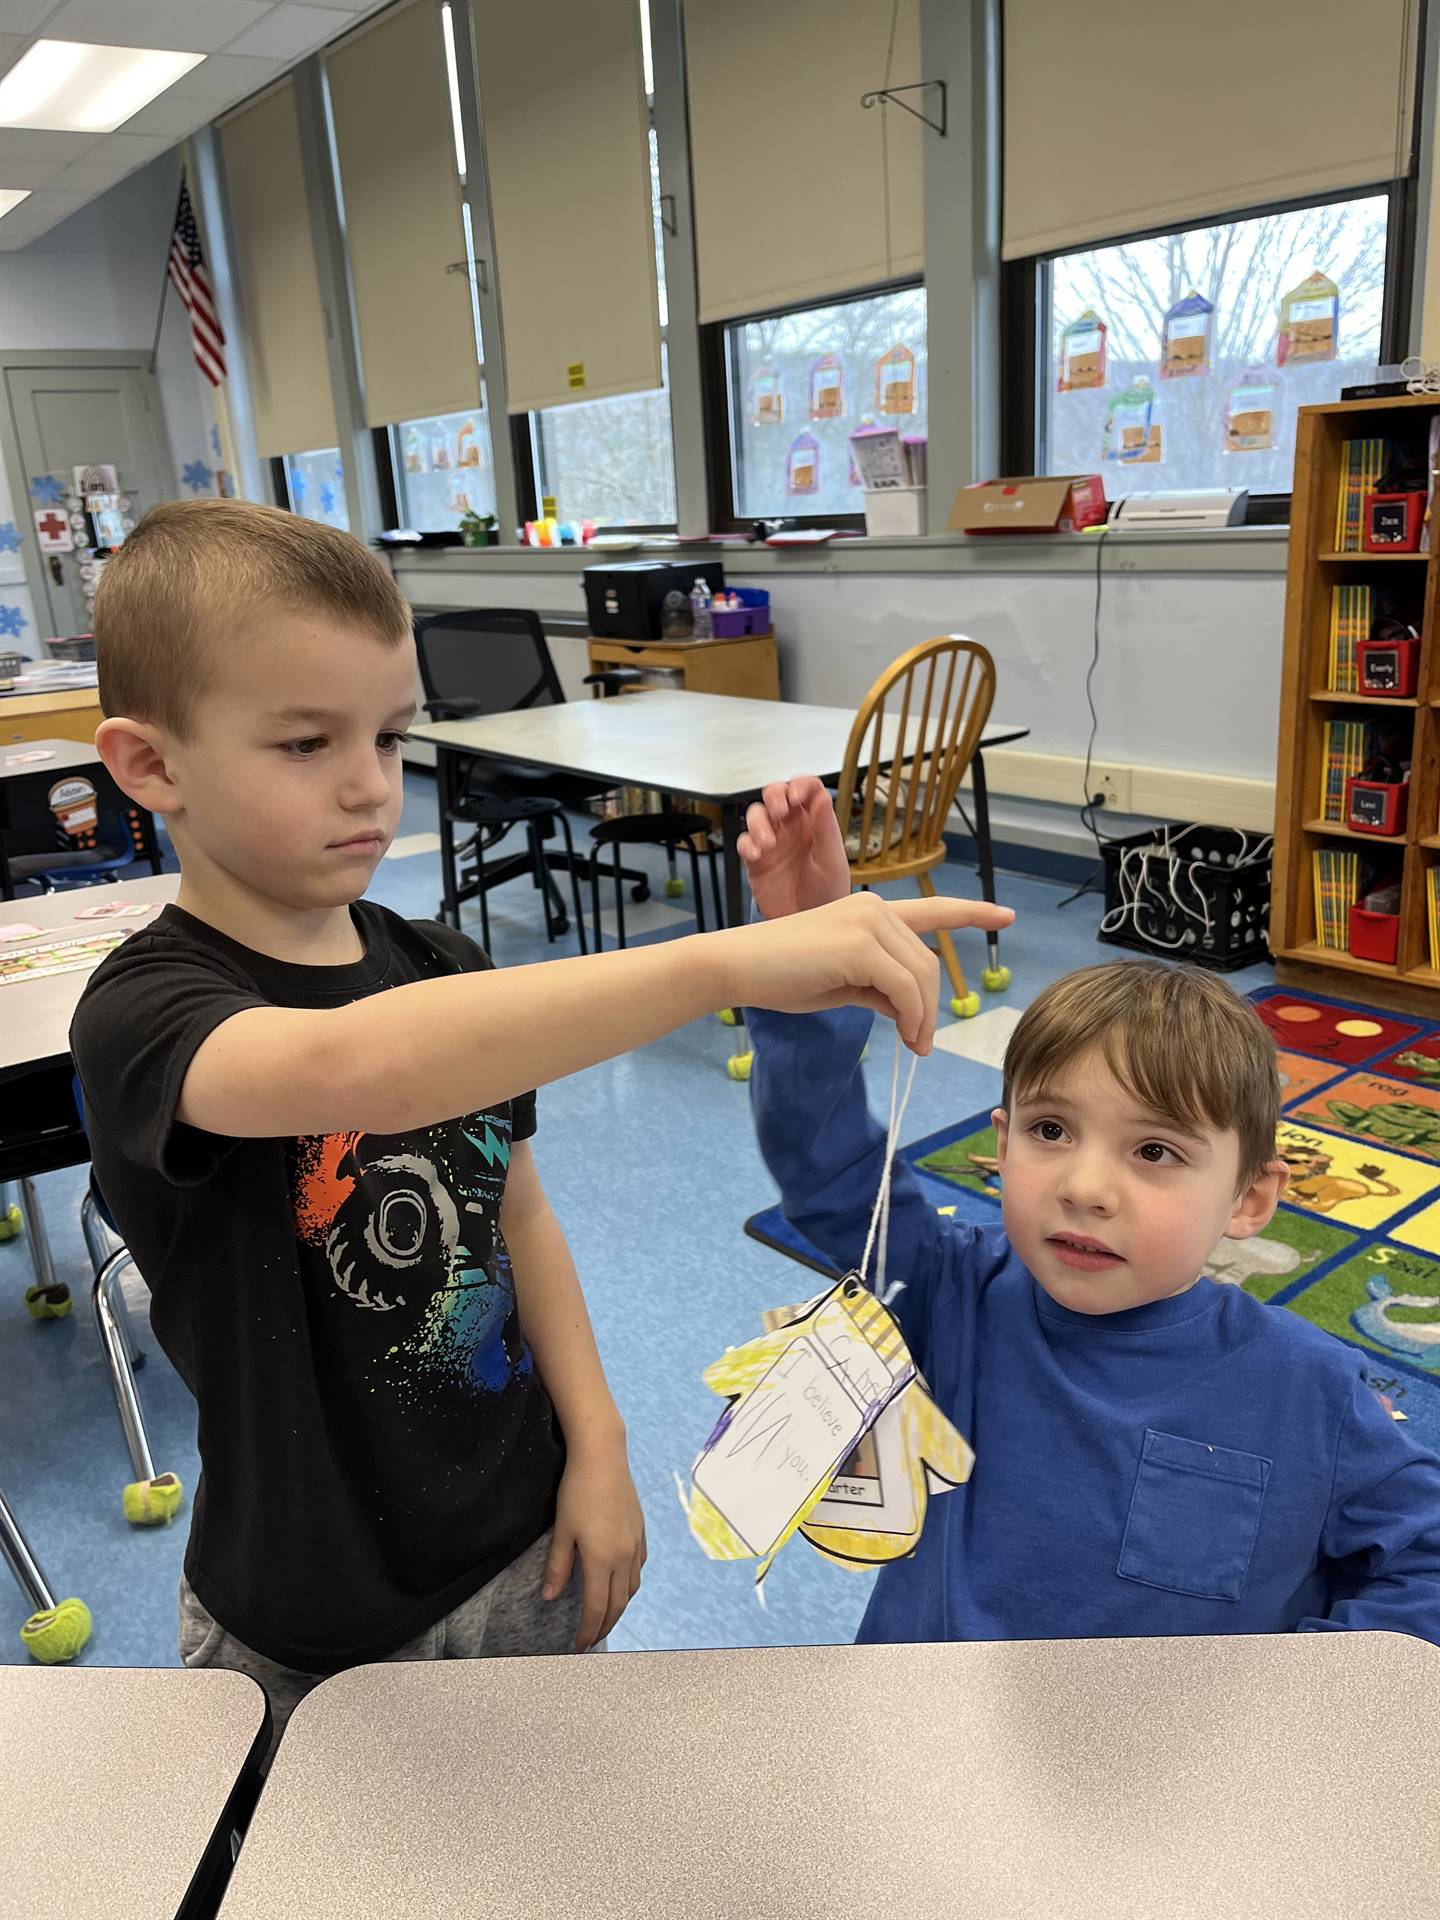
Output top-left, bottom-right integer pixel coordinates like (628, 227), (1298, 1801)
(414, 609), (648, 950)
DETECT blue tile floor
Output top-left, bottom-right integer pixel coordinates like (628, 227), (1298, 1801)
(0, 775), (1273, 1665)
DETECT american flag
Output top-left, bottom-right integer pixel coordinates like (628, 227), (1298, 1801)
(167, 175), (227, 387)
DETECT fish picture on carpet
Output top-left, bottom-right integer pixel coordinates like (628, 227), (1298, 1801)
(1354, 1274), (1440, 1364)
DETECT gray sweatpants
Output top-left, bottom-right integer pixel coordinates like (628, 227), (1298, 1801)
(178, 1529), (587, 1762)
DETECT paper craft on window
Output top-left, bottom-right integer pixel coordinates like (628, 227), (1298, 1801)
(786, 432), (820, 496)
(749, 364), (785, 427)
(809, 352), (845, 421)
(875, 344), (917, 416)
(1104, 377), (1161, 464)
(1278, 270), (1339, 366)
(1224, 368), (1277, 453)
(1058, 308), (1107, 392)
(1161, 289), (1214, 380)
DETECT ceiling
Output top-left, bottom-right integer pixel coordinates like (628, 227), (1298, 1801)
(0, 0), (394, 250)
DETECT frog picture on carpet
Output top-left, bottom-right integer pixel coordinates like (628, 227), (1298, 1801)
(1291, 1073), (1440, 1163)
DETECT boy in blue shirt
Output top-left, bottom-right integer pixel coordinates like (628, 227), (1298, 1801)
(741, 776), (1440, 1645)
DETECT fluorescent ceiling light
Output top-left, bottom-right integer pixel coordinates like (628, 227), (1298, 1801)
(0, 41), (205, 134)
(0, 188), (30, 220)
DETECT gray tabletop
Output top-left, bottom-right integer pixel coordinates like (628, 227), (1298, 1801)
(0, 1664), (267, 1920)
(0, 873), (177, 1074)
(0, 737), (101, 781)
(218, 1633), (1440, 1918)
(411, 691), (1024, 805)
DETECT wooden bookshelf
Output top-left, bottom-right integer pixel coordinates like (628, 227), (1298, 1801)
(1271, 393), (1440, 1015)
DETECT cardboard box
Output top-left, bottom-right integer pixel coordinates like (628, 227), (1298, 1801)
(948, 474), (1108, 536)
(864, 486), (926, 536)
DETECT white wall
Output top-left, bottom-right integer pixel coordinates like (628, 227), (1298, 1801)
(394, 553), (1285, 858)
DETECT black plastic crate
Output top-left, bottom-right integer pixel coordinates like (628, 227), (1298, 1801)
(1099, 825), (1271, 972)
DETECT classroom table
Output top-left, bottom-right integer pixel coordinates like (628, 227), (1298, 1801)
(410, 690), (1028, 943)
(0, 736), (162, 900)
(217, 1632), (1440, 1918)
(0, 1664), (268, 1920)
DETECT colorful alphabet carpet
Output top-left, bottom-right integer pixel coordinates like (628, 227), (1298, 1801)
(744, 987), (1440, 1451)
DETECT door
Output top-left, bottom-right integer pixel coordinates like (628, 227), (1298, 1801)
(4, 361), (174, 638)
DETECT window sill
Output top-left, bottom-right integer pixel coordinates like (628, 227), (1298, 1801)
(387, 523), (1290, 578)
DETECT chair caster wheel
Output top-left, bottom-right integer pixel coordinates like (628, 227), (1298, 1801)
(548, 915), (570, 938)
(123, 1473), (184, 1527)
(726, 1051), (754, 1082)
(715, 1008), (739, 1027)
(0, 1203), (21, 1242)
(981, 966), (1011, 991)
(630, 881), (651, 904)
(950, 993), (982, 1020)
(20, 1596), (91, 1664)
(24, 1283), (71, 1320)
(664, 876), (685, 898)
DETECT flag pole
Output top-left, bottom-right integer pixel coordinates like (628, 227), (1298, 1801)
(151, 171), (187, 373)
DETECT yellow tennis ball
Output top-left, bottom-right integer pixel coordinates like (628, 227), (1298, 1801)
(21, 1596), (92, 1664)
(122, 1474), (183, 1526)
(24, 1283), (71, 1320)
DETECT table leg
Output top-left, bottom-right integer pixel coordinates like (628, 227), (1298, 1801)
(720, 802), (753, 1081)
(437, 750), (460, 929)
(970, 748), (1009, 990)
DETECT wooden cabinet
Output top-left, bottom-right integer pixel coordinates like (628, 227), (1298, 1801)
(0, 688), (104, 747)
(586, 632), (780, 701)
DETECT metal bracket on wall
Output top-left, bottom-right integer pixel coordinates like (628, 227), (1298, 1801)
(860, 79), (947, 136)
(659, 193), (678, 237)
(446, 257), (489, 292)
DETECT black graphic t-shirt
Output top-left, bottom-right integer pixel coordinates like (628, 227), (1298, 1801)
(71, 901), (563, 1672)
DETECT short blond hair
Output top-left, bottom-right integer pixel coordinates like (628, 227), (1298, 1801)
(1002, 959), (1280, 1183)
(95, 497), (411, 738)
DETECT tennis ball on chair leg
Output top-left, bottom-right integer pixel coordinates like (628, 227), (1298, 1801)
(982, 966), (1011, 992)
(123, 1473), (183, 1527)
(664, 875), (685, 898)
(21, 1597), (92, 1664)
(950, 992), (982, 1020)
(24, 1283), (71, 1320)
(0, 1202), (22, 1242)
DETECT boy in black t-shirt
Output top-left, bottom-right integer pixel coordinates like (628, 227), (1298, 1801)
(72, 499), (1007, 1746)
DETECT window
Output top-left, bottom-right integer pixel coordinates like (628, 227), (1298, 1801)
(395, 405), (498, 532)
(1041, 194), (1391, 501)
(282, 448), (349, 530)
(724, 283), (927, 522)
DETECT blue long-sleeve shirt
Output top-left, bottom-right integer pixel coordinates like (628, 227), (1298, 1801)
(749, 1003), (1440, 1647)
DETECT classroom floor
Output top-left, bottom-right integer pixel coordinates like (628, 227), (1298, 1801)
(0, 774), (1272, 1667)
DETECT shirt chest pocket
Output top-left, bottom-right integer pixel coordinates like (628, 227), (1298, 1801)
(1117, 1429), (1271, 1603)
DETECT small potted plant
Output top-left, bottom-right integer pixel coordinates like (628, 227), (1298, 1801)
(459, 510), (497, 548)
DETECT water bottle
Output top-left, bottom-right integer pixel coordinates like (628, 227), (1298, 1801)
(689, 577), (713, 639)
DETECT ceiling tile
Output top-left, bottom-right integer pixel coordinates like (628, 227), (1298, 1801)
(0, 126), (94, 185)
(223, 3), (350, 58)
(147, 49), (284, 101)
(0, 32), (29, 80)
(0, 188), (88, 248)
(0, 1), (63, 31)
(115, 90), (210, 137)
(45, 156), (129, 191)
(43, 0), (275, 53)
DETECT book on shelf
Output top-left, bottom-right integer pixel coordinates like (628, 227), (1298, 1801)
(1313, 847), (1360, 950)
(1318, 718), (1374, 821)
(1431, 867), (1440, 973)
(1333, 438), (1388, 553)
(1327, 583), (1372, 692)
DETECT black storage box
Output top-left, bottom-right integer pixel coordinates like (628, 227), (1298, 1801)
(583, 560), (726, 639)
(1098, 825), (1271, 972)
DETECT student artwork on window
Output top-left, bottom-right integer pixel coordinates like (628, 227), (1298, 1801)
(809, 352), (845, 421)
(403, 429), (425, 474)
(875, 344), (917, 416)
(1161, 289), (1214, 380)
(1058, 308), (1107, 392)
(786, 432), (820, 496)
(456, 419), (483, 467)
(1104, 377), (1161, 464)
(1224, 368), (1277, 453)
(749, 364), (785, 427)
(1278, 271), (1339, 366)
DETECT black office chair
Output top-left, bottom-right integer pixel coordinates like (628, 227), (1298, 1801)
(414, 609), (649, 950)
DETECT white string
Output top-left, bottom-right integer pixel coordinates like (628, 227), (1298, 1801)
(859, 1032), (919, 1303)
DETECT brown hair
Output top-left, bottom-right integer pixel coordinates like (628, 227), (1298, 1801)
(95, 497), (411, 738)
(1002, 959), (1280, 1183)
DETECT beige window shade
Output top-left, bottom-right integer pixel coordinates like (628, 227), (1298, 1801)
(219, 80), (337, 458)
(328, 0), (480, 426)
(686, 0), (923, 325)
(1004, 0), (1419, 261)
(471, 0), (660, 413)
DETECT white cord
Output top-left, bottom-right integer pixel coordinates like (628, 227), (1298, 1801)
(859, 1033), (919, 1305)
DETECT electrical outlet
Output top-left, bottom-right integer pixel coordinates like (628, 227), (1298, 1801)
(1089, 765), (1133, 812)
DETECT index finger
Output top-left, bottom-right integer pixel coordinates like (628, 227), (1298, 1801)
(889, 898), (1015, 937)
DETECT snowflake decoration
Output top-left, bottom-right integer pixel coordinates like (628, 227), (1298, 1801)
(211, 423), (222, 460)
(290, 467), (309, 505)
(30, 474), (64, 507)
(0, 603), (27, 639)
(332, 461), (343, 481)
(182, 459), (214, 494)
(320, 482), (337, 516)
(0, 521), (19, 554)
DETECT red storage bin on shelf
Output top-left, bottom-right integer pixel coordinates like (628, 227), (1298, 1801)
(1357, 634), (1421, 697)
(1345, 774), (1408, 836)
(1349, 905), (1400, 965)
